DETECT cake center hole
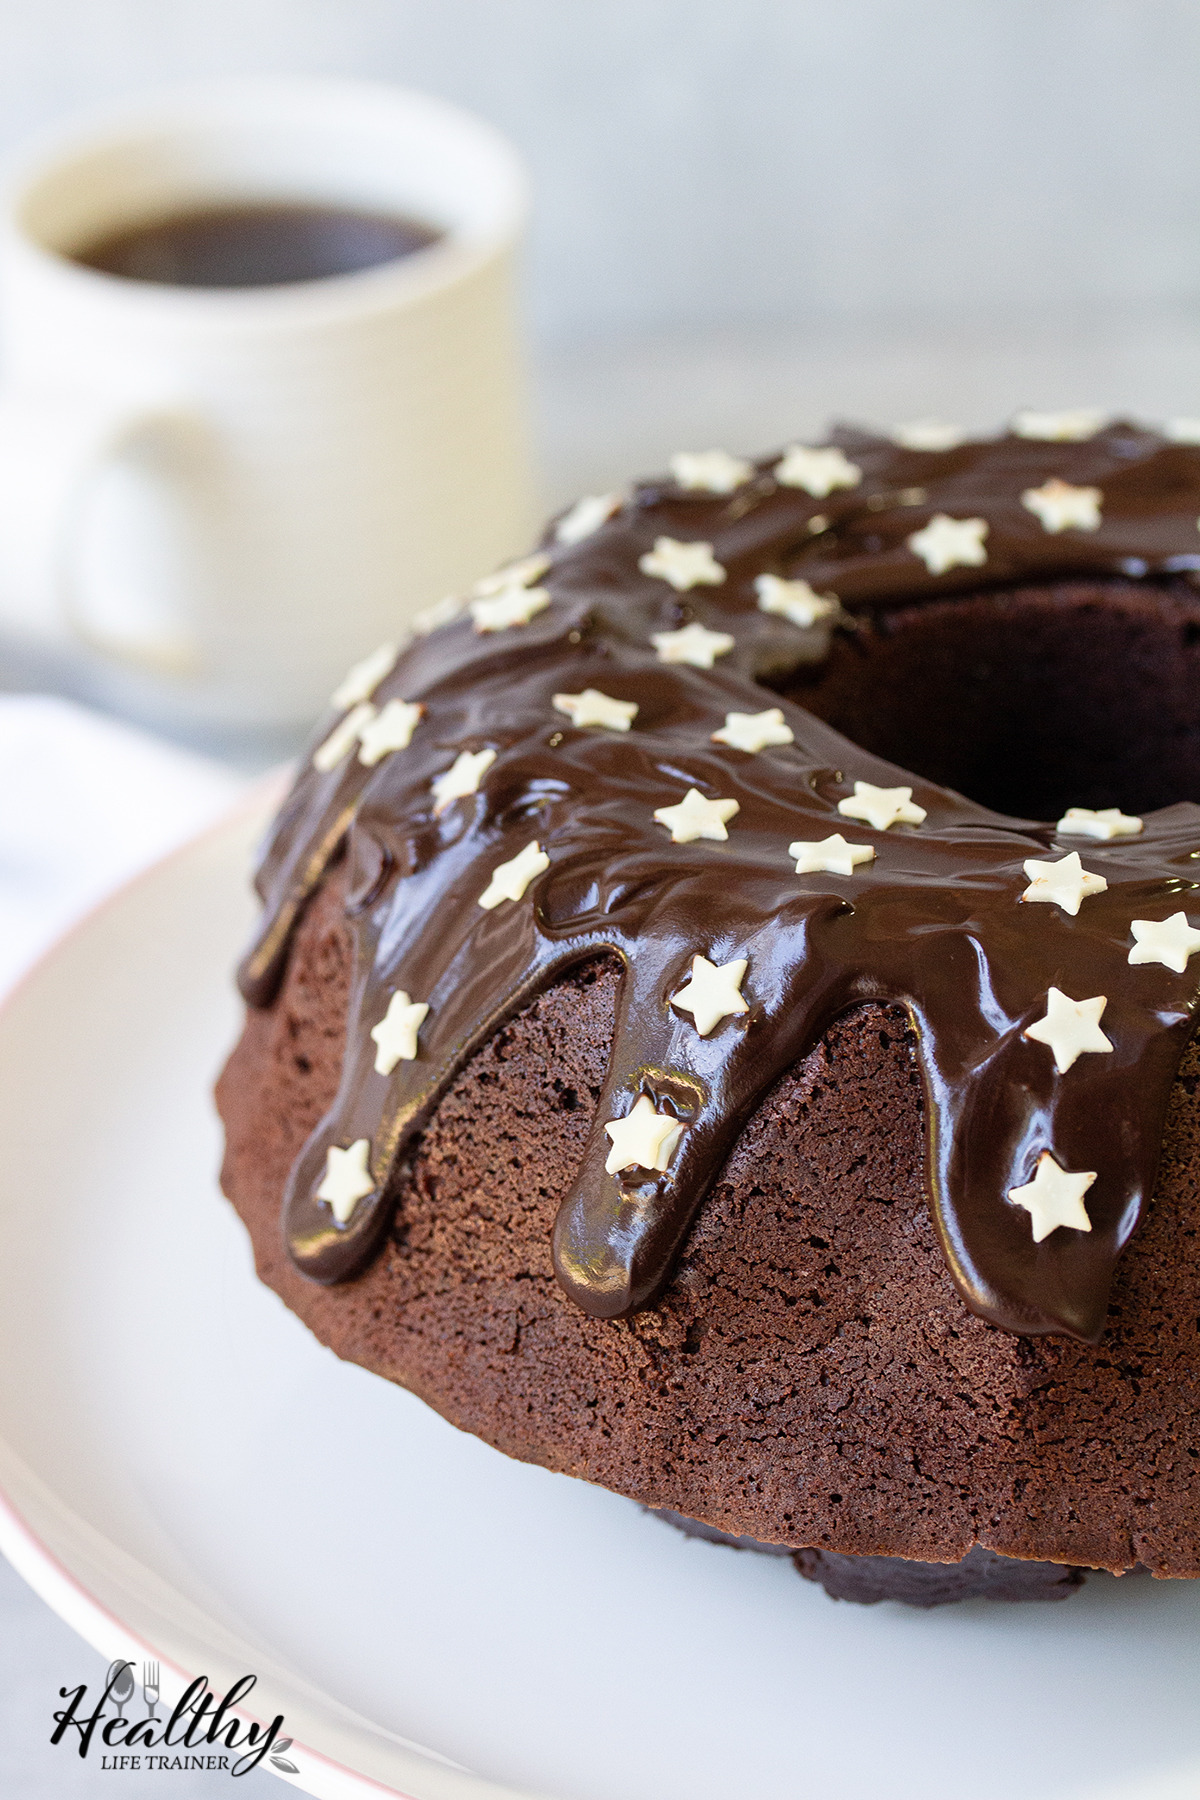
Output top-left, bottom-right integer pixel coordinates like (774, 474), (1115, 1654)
(784, 581), (1200, 820)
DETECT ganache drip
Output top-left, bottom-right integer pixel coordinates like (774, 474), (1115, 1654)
(238, 422), (1200, 1344)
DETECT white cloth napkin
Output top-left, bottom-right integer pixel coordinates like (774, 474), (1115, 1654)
(0, 695), (247, 998)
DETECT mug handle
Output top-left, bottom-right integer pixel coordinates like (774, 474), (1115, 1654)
(0, 388), (202, 674)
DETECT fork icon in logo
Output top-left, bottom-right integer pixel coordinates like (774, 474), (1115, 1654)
(142, 1661), (160, 1721)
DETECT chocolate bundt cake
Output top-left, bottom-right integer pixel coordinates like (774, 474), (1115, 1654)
(219, 415), (1200, 1606)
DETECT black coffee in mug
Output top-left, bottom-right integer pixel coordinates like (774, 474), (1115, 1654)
(73, 201), (443, 289)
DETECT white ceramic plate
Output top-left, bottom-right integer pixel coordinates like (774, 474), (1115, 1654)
(1, 793), (1199, 1800)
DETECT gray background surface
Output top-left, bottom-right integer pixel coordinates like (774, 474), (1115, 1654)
(4, 0), (1200, 493)
(4, 3), (1200, 1793)
(3, 0), (1200, 343)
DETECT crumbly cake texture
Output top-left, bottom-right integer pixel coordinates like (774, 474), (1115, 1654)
(217, 847), (1200, 1579)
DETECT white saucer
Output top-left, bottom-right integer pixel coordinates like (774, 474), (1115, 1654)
(1, 794), (1198, 1800)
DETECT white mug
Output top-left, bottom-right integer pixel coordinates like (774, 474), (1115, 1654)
(0, 77), (536, 739)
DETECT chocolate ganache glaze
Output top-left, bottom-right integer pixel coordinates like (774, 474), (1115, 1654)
(238, 420), (1200, 1344)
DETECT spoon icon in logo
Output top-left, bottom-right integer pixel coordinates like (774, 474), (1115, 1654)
(105, 1660), (136, 1714)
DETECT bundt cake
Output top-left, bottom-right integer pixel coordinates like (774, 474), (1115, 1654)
(218, 414), (1200, 1605)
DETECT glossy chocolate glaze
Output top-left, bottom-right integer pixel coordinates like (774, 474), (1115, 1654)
(238, 422), (1200, 1342)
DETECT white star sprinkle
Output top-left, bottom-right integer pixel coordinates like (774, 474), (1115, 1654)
(431, 747), (496, 814)
(1008, 1152), (1096, 1243)
(331, 642), (398, 710)
(789, 833), (877, 876)
(604, 1095), (685, 1175)
(1166, 418), (1200, 445)
(1128, 912), (1200, 973)
(670, 449), (754, 493)
(473, 553), (551, 596)
(1024, 988), (1113, 1074)
(837, 781), (927, 831)
(478, 840), (550, 909)
(412, 594), (466, 635)
(313, 701), (376, 773)
(639, 537), (727, 591)
(552, 688), (639, 731)
(1020, 852), (1108, 916)
(357, 698), (424, 766)
(469, 585), (551, 632)
(316, 1139), (375, 1225)
(1022, 478), (1103, 533)
(907, 513), (989, 575)
(555, 492), (621, 545)
(653, 787), (740, 844)
(651, 621), (735, 667)
(754, 573), (840, 628)
(1012, 408), (1107, 442)
(370, 991), (430, 1075)
(670, 954), (750, 1036)
(1056, 806), (1143, 840)
(712, 707), (794, 754)
(774, 444), (862, 497)
(891, 420), (966, 452)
